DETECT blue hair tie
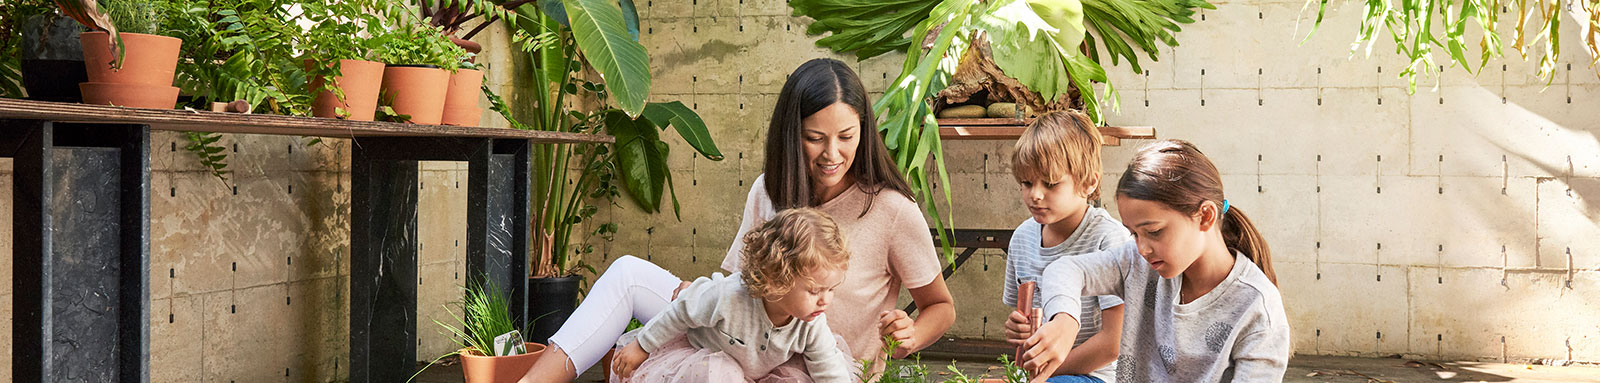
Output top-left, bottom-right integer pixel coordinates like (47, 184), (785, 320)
(1220, 199), (1230, 216)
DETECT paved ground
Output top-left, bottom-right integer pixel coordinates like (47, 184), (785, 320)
(417, 352), (1600, 382)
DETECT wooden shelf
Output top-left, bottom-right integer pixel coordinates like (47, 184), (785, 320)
(936, 117), (1155, 146)
(0, 98), (613, 144)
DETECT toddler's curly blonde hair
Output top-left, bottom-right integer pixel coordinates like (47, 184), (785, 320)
(739, 208), (851, 301)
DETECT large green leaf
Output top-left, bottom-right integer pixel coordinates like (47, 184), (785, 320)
(605, 111), (668, 213)
(789, 0), (941, 59)
(976, 0), (1086, 101)
(642, 101), (723, 161)
(1079, 0), (1212, 74)
(564, 0), (650, 116)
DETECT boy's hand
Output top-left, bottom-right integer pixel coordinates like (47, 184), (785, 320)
(612, 341), (649, 378)
(670, 281), (692, 300)
(1004, 309), (1035, 346)
(878, 310), (917, 358)
(1020, 315), (1081, 382)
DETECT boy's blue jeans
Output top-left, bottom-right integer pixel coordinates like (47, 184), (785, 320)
(1045, 375), (1106, 383)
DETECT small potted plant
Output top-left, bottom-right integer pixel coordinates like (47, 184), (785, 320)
(374, 23), (463, 125)
(302, 0), (388, 121)
(63, 0), (182, 109)
(412, 278), (546, 383)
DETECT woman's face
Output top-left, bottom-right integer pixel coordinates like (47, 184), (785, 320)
(1115, 196), (1212, 279)
(802, 103), (861, 193)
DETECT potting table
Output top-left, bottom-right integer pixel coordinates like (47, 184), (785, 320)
(0, 98), (611, 382)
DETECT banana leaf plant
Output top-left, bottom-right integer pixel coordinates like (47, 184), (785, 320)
(790, 0), (1211, 262)
(452, 0), (721, 277)
(1302, 0), (1600, 90)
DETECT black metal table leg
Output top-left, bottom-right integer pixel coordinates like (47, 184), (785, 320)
(349, 136), (530, 382)
(466, 139), (530, 327)
(6, 120), (150, 383)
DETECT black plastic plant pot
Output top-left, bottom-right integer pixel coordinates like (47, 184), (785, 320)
(20, 59), (88, 102)
(526, 275), (582, 344)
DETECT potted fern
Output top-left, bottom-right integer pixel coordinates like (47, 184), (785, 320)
(302, 0), (393, 121)
(62, 0), (183, 109)
(374, 23), (464, 125)
(413, 278), (547, 383)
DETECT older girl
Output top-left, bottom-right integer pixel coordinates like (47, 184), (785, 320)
(1020, 140), (1290, 383)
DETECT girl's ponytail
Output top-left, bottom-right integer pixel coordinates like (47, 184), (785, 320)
(1221, 206), (1275, 285)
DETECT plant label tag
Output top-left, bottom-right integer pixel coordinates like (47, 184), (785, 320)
(494, 330), (527, 357)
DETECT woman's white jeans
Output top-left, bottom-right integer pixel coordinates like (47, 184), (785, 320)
(546, 255), (683, 374)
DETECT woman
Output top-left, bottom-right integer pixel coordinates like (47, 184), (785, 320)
(520, 58), (956, 382)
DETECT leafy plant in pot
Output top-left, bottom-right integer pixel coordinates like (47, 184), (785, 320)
(60, 0), (183, 109)
(374, 22), (466, 125)
(302, 0), (396, 121)
(2, 0), (88, 101)
(411, 277), (547, 383)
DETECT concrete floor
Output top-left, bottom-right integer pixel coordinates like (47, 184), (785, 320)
(416, 353), (1600, 382)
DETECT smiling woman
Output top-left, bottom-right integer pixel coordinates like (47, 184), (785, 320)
(520, 59), (957, 383)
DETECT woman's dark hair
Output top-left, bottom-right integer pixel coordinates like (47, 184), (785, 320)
(1117, 139), (1276, 285)
(764, 58), (913, 216)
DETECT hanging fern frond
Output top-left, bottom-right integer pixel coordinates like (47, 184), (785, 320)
(1305, 0), (1600, 91)
(184, 131), (230, 183)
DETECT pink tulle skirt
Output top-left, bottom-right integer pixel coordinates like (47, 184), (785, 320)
(612, 334), (854, 383)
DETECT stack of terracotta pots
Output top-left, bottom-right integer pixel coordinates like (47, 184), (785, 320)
(79, 31), (181, 109)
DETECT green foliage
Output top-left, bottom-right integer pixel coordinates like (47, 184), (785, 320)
(942, 355), (1029, 383)
(101, 0), (165, 35)
(1304, 0), (1598, 90)
(164, 0), (306, 114)
(374, 23), (468, 69)
(563, 0), (651, 116)
(468, 5), (721, 277)
(1079, 0), (1212, 74)
(409, 276), (523, 382)
(787, 0), (941, 60)
(183, 131), (230, 182)
(857, 336), (930, 383)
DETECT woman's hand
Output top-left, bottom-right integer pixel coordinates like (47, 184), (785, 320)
(1020, 314), (1081, 382)
(877, 310), (917, 358)
(1004, 309), (1036, 346)
(612, 341), (649, 379)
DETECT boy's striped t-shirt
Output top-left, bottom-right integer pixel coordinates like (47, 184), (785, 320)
(1005, 206), (1132, 381)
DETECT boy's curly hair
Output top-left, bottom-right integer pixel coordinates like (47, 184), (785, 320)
(740, 208), (851, 300)
(1012, 110), (1105, 200)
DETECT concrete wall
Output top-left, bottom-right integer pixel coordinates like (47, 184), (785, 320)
(614, 0), (1600, 365)
(1, 0), (1597, 381)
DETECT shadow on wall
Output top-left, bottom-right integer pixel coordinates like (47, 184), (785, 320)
(1488, 96), (1600, 224)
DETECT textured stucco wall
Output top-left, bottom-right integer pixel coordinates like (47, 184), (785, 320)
(2, 0), (1599, 381)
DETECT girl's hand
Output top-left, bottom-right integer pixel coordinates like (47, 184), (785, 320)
(877, 310), (916, 358)
(1020, 315), (1080, 382)
(1003, 309), (1035, 346)
(613, 341), (649, 378)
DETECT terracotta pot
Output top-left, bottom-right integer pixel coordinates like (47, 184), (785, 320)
(441, 69), (484, 126)
(79, 82), (179, 109)
(80, 31), (180, 86)
(311, 59), (386, 121)
(380, 65), (450, 124)
(459, 342), (546, 383)
(442, 106), (482, 127)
